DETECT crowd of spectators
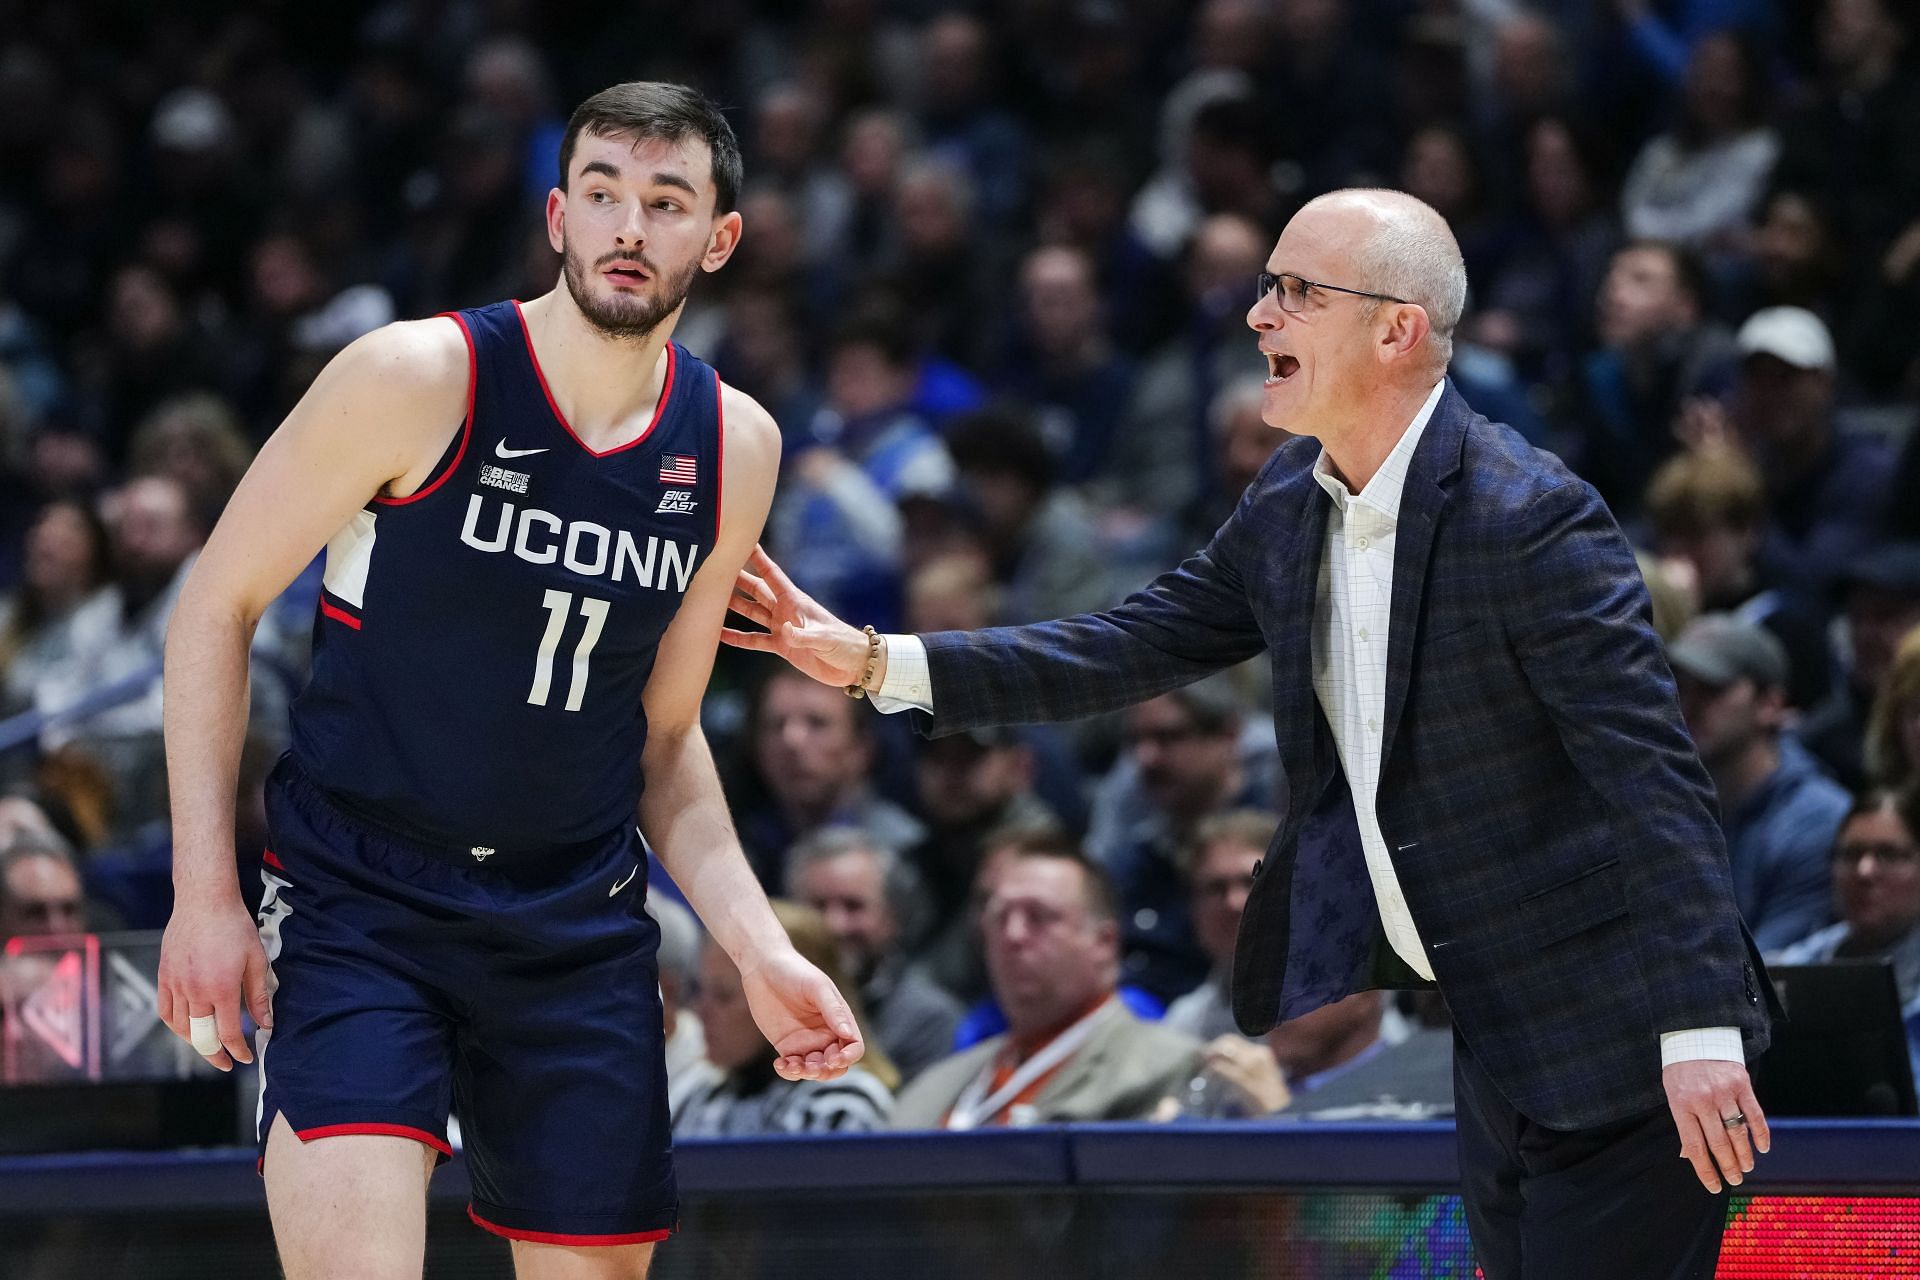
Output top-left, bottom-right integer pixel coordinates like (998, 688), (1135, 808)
(3, 0), (1919, 1128)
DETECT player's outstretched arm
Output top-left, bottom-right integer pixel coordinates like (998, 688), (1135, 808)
(158, 319), (469, 1071)
(639, 386), (863, 1082)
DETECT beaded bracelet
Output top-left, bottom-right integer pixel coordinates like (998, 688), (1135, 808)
(844, 625), (882, 699)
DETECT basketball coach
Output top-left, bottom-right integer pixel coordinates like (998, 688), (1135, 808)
(727, 188), (1776, 1279)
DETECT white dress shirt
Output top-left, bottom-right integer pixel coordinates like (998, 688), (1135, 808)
(871, 380), (1739, 1067)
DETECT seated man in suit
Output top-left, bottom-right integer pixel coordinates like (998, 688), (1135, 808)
(891, 839), (1202, 1129)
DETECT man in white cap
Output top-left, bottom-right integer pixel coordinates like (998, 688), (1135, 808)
(1728, 305), (1892, 595)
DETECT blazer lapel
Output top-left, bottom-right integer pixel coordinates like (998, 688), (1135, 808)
(1378, 384), (1468, 771)
(1270, 471), (1331, 802)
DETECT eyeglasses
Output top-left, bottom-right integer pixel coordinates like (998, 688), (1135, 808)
(1257, 271), (1409, 314)
(1834, 841), (1920, 868)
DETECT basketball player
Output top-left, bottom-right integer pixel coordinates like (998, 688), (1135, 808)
(155, 83), (862, 1278)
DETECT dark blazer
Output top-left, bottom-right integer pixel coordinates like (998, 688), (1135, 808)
(908, 382), (1773, 1130)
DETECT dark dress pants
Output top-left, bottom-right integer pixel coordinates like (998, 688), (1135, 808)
(1452, 1029), (1728, 1280)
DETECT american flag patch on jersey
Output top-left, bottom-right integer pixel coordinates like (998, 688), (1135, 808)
(659, 454), (697, 485)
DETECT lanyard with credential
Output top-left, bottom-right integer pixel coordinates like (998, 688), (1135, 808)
(945, 999), (1110, 1131)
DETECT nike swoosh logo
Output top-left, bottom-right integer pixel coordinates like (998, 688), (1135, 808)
(609, 864), (639, 897)
(496, 440), (549, 459)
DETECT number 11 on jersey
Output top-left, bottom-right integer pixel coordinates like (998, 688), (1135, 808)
(529, 589), (609, 710)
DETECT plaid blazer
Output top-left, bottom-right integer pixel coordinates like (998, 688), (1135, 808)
(913, 382), (1774, 1129)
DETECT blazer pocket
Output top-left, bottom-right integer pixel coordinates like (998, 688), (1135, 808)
(1517, 858), (1627, 949)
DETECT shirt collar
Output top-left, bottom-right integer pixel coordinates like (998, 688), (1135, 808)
(1312, 380), (1447, 519)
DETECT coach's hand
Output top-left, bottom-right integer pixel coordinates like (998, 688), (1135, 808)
(740, 945), (865, 1081)
(157, 895), (272, 1072)
(722, 545), (874, 689)
(1663, 1060), (1770, 1193)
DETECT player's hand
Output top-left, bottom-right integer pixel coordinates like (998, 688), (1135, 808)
(1663, 1059), (1770, 1193)
(721, 544), (873, 689)
(738, 944), (865, 1081)
(157, 892), (272, 1072)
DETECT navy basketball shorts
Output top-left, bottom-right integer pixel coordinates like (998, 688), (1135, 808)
(253, 755), (678, 1246)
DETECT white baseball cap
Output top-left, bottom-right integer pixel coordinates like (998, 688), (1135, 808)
(1735, 306), (1835, 372)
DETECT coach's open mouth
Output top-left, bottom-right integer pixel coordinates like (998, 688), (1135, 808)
(1266, 352), (1300, 383)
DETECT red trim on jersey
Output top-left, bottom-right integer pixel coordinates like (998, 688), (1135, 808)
(375, 312), (476, 507)
(296, 1122), (452, 1156)
(318, 598), (362, 630)
(466, 1206), (672, 1247)
(512, 299), (676, 458)
(713, 373), (726, 543)
(263, 848), (285, 871)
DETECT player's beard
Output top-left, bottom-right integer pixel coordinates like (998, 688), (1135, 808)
(562, 242), (702, 343)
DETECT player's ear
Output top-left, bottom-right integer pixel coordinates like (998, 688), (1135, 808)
(703, 209), (743, 274)
(545, 188), (566, 255)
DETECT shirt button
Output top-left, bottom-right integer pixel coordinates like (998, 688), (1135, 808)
(1358, 627), (1369, 641)
(1367, 718), (1379, 732)
(1134, 908), (1159, 931)
(1356, 536), (1370, 551)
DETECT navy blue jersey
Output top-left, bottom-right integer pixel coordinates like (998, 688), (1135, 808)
(290, 300), (724, 850)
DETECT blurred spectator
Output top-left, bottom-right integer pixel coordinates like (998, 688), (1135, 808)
(787, 828), (961, 1082)
(913, 12), (1028, 229)
(675, 900), (896, 1136)
(944, 407), (1116, 623)
(125, 394), (255, 532)
(1183, 375), (1293, 550)
(1111, 213), (1269, 526)
(732, 670), (924, 887)
(1475, 116), (1621, 393)
(1164, 809), (1274, 1042)
(1576, 239), (1735, 514)
(1866, 629), (1920, 790)
(1671, 614), (1849, 949)
(892, 842), (1202, 1128)
(1733, 189), (1846, 320)
(711, 287), (823, 435)
(772, 312), (953, 628)
(34, 477), (205, 833)
(1799, 544), (1920, 789)
(751, 82), (854, 269)
(907, 724), (1055, 973)
(1848, 208), (1920, 400)
(1031, 141), (1174, 354)
(1620, 32), (1778, 252)
(1645, 444), (1832, 709)
(1399, 123), (1510, 291)
(994, 245), (1138, 488)
(0, 836), (86, 940)
(868, 158), (1006, 370)
(652, 896), (711, 1119)
(1722, 307), (1892, 597)
(1169, 992), (1392, 1120)
(1086, 676), (1280, 1003)
(80, 266), (224, 462)
(1775, 0), (1920, 253)
(1774, 786), (1920, 1079)
(0, 498), (112, 716)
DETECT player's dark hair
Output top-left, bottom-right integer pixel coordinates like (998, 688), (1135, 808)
(559, 81), (743, 214)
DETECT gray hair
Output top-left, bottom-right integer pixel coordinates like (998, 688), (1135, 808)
(1318, 189), (1469, 370)
(784, 826), (931, 945)
(648, 895), (703, 991)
